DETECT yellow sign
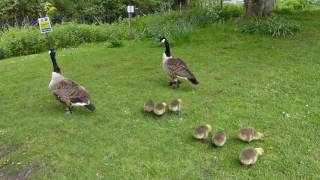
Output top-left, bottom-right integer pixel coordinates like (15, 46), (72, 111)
(38, 17), (52, 33)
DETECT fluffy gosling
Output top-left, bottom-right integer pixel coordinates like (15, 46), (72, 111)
(153, 102), (166, 116)
(193, 124), (212, 140)
(238, 128), (264, 142)
(212, 130), (227, 147)
(169, 99), (182, 112)
(144, 99), (155, 113)
(239, 147), (264, 166)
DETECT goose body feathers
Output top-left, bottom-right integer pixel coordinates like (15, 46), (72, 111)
(163, 56), (198, 84)
(49, 76), (92, 108)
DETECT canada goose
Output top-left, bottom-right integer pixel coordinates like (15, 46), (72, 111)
(144, 99), (155, 113)
(193, 124), (212, 140)
(239, 147), (264, 166)
(169, 99), (182, 112)
(212, 130), (227, 147)
(153, 102), (166, 116)
(238, 128), (264, 142)
(48, 48), (95, 115)
(160, 37), (199, 88)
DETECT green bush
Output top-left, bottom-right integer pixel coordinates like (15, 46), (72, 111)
(238, 16), (301, 38)
(131, 5), (241, 42)
(0, 5), (242, 60)
(106, 40), (123, 48)
(210, 4), (243, 20)
(278, 0), (312, 10)
(0, 23), (128, 59)
(0, 45), (6, 59)
(0, 27), (45, 57)
(49, 23), (110, 48)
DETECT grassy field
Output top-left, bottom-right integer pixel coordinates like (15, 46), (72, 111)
(0, 10), (320, 179)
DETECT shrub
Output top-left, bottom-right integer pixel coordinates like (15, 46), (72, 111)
(0, 27), (45, 57)
(210, 4), (243, 20)
(278, 0), (312, 10)
(106, 40), (123, 48)
(0, 5), (243, 60)
(0, 45), (6, 59)
(131, 5), (241, 42)
(238, 16), (301, 38)
(0, 23), (127, 59)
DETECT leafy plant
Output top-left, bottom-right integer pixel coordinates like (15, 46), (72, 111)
(106, 40), (123, 48)
(0, 4), (243, 60)
(278, 0), (312, 10)
(238, 16), (301, 38)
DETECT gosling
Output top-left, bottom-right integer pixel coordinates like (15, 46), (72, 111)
(193, 124), (212, 140)
(238, 128), (264, 142)
(239, 147), (264, 166)
(144, 99), (155, 113)
(153, 102), (166, 116)
(169, 99), (182, 112)
(212, 130), (227, 147)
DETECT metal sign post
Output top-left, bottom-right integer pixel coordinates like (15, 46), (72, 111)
(127, 5), (134, 30)
(38, 16), (53, 49)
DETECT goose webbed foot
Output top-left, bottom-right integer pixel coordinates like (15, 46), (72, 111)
(64, 107), (73, 115)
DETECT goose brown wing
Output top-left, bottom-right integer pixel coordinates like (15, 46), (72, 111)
(167, 58), (196, 79)
(51, 79), (91, 105)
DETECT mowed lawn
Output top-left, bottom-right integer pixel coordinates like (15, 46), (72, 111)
(0, 10), (320, 179)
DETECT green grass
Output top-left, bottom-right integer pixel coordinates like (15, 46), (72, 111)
(0, 10), (320, 179)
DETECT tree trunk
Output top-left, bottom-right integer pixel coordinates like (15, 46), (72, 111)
(242, 0), (275, 18)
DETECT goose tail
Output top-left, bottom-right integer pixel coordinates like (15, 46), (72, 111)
(188, 78), (199, 85)
(85, 103), (96, 111)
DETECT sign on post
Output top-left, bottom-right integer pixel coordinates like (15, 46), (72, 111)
(127, 6), (134, 30)
(38, 17), (52, 33)
(127, 6), (135, 13)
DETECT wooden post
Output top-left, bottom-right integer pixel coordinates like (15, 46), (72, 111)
(220, 0), (223, 11)
(128, 13), (132, 30)
(179, 1), (182, 15)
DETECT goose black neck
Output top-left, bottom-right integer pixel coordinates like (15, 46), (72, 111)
(50, 54), (61, 73)
(164, 41), (171, 57)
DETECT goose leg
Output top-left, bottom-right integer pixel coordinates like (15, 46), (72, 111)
(172, 79), (180, 89)
(169, 81), (175, 86)
(64, 107), (73, 115)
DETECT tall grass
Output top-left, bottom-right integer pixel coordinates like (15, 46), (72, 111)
(132, 5), (242, 43)
(238, 16), (301, 38)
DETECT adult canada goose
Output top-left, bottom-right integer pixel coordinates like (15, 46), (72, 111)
(144, 99), (155, 113)
(238, 128), (264, 142)
(169, 99), (182, 112)
(239, 147), (264, 166)
(192, 124), (212, 140)
(48, 48), (95, 115)
(160, 37), (199, 88)
(212, 130), (227, 147)
(153, 102), (166, 116)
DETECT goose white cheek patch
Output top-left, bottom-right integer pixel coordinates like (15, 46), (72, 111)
(161, 39), (166, 43)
